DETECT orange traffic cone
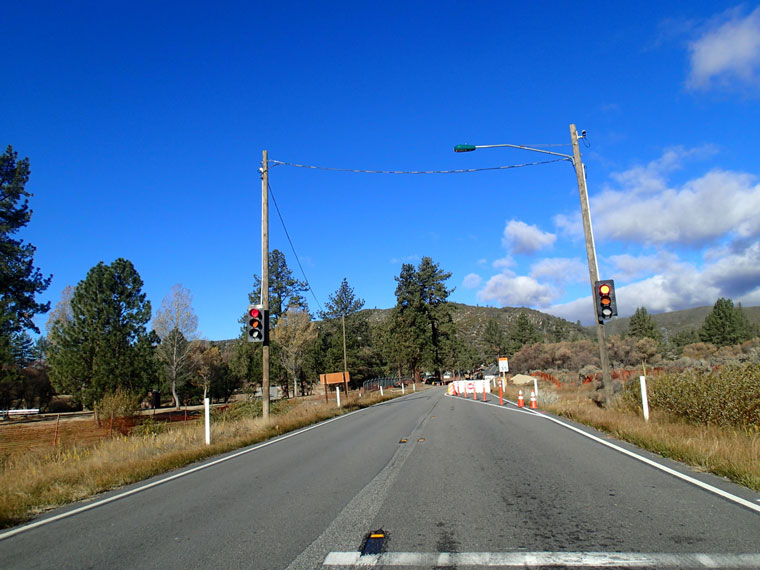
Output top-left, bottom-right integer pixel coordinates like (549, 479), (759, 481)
(529, 390), (538, 409)
(517, 390), (525, 408)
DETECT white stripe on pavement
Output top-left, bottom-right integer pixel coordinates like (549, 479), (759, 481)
(323, 551), (760, 567)
(447, 393), (760, 515)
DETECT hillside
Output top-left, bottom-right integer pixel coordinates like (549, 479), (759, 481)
(219, 303), (760, 347)
(588, 305), (760, 338)
(363, 303), (588, 344)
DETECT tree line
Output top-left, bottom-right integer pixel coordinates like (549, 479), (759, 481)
(2, 145), (759, 411)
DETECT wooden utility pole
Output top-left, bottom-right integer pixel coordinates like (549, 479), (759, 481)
(261, 150), (270, 419)
(569, 124), (612, 400)
(342, 314), (348, 373)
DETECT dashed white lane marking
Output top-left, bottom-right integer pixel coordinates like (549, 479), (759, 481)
(323, 551), (760, 567)
(447, 394), (760, 515)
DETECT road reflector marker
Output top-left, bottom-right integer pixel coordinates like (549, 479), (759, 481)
(417, 438), (425, 442)
(360, 530), (386, 556)
(399, 438), (407, 443)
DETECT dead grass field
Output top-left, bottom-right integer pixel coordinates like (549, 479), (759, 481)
(513, 383), (760, 493)
(0, 390), (406, 529)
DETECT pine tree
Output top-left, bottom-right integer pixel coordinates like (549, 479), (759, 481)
(482, 318), (506, 359)
(699, 298), (752, 347)
(506, 311), (541, 355)
(388, 257), (453, 379)
(248, 249), (308, 327)
(48, 259), (157, 408)
(627, 307), (662, 342)
(0, 146), (51, 374)
(318, 278), (371, 380)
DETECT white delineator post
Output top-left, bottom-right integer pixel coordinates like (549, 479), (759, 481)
(336, 386), (341, 408)
(204, 397), (211, 445)
(639, 376), (650, 422)
(380, 385), (383, 396)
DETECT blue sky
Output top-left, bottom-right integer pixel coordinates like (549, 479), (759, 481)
(4, 1), (760, 341)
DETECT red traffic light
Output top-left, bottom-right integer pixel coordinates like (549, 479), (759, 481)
(598, 283), (611, 296)
(247, 304), (266, 342)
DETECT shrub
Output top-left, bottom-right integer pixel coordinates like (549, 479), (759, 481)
(620, 362), (760, 429)
(96, 388), (140, 421)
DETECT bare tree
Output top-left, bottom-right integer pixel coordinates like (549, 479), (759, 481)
(153, 284), (199, 408)
(272, 306), (317, 398)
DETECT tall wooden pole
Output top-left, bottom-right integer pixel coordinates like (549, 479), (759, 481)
(342, 314), (348, 373)
(569, 125), (612, 400)
(261, 150), (270, 419)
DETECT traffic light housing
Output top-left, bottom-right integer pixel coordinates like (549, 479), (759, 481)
(247, 304), (267, 342)
(594, 280), (617, 324)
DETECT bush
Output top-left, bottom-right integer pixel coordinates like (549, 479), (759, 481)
(96, 387), (140, 421)
(620, 362), (760, 429)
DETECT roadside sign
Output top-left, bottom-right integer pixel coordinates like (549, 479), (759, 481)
(498, 357), (509, 372)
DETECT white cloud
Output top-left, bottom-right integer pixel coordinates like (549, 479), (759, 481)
(502, 220), (556, 254)
(530, 257), (587, 284)
(478, 272), (555, 307)
(462, 273), (482, 289)
(389, 255), (420, 264)
(553, 212), (583, 240)
(687, 6), (760, 91)
(545, 241), (760, 324)
(492, 256), (515, 270)
(609, 251), (679, 281)
(594, 168), (760, 246)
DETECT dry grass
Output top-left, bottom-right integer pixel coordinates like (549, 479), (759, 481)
(0, 390), (402, 529)
(529, 384), (760, 492)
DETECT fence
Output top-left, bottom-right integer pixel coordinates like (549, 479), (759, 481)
(362, 377), (413, 392)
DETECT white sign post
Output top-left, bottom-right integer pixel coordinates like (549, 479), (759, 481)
(204, 397), (211, 445)
(639, 376), (650, 422)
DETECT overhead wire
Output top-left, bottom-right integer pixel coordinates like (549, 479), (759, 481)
(263, 150), (573, 315)
(268, 182), (324, 315)
(269, 157), (571, 174)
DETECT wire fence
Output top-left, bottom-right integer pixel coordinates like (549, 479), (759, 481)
(362, 377), (414, 392)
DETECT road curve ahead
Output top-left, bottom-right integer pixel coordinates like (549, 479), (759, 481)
(1, 387), (759, 569)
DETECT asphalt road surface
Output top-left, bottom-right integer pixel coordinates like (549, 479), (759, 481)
(2, 387), (759, 569)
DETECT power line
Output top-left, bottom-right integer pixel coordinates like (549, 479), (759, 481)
(270, 157), (570, 174)
(268, 182), (324, 314)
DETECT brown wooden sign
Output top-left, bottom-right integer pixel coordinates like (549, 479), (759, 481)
(320, 372), (350, 403)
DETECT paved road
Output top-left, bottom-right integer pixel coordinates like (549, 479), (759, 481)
(2, 387), (759, 569)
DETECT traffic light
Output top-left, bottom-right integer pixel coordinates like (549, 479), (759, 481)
(247, 304), (267, 342)
(594, 280), (617, 324)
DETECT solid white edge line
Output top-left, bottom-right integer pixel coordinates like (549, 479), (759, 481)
(0, 400), (388, 541)
(323, 551), (760, 567)
(447, 393), (760, 514)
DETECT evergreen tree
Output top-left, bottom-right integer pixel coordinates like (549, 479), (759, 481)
(48, 259), (157, 408)
(318, 278), (371, 381)
(0, 146), (51, 393)
(248, 249), (308, 327)
(699, 298), (752, 347)
(505, 311), (541, 355)
(482, 318), (506, 359)
(388, 257), (453, 379)
(627, 307), (662, 342)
